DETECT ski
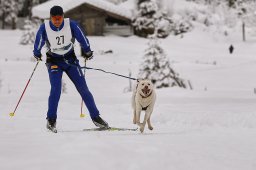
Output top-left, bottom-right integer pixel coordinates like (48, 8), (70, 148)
(47, 127), (57, 133)
(47, 128), (57, 133)
(46, 121), (57, 133)
(83, 127), (138, 132)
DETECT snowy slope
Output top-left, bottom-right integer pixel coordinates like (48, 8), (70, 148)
(0, 25), (256, 170)
(1, 0), (256, 166)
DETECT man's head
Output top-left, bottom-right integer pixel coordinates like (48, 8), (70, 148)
(50, 6), (64, 28)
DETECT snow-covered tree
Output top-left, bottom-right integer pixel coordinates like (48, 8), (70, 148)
(171, 14), (193, 35)
(19, 0), (40, 18)
(239, 1), (256, 40)
(19, 0), (48, 18)
(227, 0), (236, 7)
(138, 36), (186, 88)
(20, 0), (43, 45)
(20, 19), (40, 45)
(0, 0), (18, 29)
(133, 0), (172, 38)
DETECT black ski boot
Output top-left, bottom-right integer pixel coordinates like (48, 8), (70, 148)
(46, 119), (57, 133)
(92, 116), (109, 128)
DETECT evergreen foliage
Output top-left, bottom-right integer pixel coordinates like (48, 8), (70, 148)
(138, 36), (186, 88)
(0, 0), (18, 29)
(132, 0), (172, 38)
(20, 19), (40, 45)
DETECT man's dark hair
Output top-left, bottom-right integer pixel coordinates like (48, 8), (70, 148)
(50, 6), (64, 16)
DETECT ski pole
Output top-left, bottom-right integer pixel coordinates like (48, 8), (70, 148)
(80, 59), (86, 118)
(9, 61), (40, 117)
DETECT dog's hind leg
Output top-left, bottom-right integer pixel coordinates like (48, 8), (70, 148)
(133, 109), (136, 124)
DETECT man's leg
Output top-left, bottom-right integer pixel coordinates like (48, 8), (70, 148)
(66, 64), (100, 119)
(66, 63), (108, 128)
(47, 64), (63, 122)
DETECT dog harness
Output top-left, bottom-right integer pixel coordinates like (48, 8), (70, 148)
(139, 91), (153, 110)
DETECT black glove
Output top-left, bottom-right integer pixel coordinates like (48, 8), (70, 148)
(84, 51), (94, 60)
(34, 54), (42, 61)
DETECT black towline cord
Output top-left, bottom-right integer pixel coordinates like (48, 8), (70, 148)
(80, 66), (138, 81)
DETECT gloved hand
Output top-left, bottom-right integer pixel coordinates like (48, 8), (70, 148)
(84, 51), (94, 60)
(34, 54), (42, 61)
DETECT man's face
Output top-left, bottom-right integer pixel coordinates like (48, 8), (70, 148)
(50, 15), (64, 28)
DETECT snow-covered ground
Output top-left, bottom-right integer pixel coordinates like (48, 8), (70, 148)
(0, 25), (256, 170)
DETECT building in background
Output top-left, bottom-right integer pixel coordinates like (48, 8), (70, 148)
(32, 0), (135, 36)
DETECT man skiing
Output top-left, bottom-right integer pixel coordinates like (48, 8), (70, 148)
(33, 5), (108, 133)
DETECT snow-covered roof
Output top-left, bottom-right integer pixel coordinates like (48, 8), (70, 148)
(117, 0), (136, 12)
(32, 0), (133, 20)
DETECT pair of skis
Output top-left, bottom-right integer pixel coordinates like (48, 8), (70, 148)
(48, 127), (138, 133)
(83, 127), (138, 132)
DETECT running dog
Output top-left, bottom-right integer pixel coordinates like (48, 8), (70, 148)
(132, 79), (156, 133)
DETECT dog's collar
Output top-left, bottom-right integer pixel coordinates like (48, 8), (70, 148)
(140, 91), (152, 98)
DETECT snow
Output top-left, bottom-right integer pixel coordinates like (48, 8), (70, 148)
(117, 0), (136, 12)
(163, 0), (207, 12)
(32, 0), (132, 19)
(1, 10), (256, 170)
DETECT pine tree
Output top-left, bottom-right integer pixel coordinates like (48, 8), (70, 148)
(20, 0), (40, 18)
(133, 0), (172, 38)
(0, 0), (18, 29)
(20, 19), (40, 45)
(20, 0), (41, 45)
(138, 36), (186, 88)
(227, 0), (236, 8)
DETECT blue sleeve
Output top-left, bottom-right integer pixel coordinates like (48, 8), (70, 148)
(70, 20), (91, 53)
(33, 24), (46, 57)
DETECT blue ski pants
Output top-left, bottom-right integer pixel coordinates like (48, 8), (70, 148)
(46, 58), (99, 121)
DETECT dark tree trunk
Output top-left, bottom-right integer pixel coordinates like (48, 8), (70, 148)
(242, 22), (246, 42)
(2, 11), (5, 29)
(12, 18), (16, 30)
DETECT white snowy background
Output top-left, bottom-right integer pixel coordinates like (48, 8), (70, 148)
(0, 0), (256, 170)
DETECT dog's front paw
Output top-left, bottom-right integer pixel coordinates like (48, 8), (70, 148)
(138, 123), (145, 133)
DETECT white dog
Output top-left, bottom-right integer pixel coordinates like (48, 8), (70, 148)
(132, 79), (156, 133)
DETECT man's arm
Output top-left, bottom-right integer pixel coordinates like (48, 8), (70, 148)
(33, 24), (46, 58)
(70, 20), (91, 53)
